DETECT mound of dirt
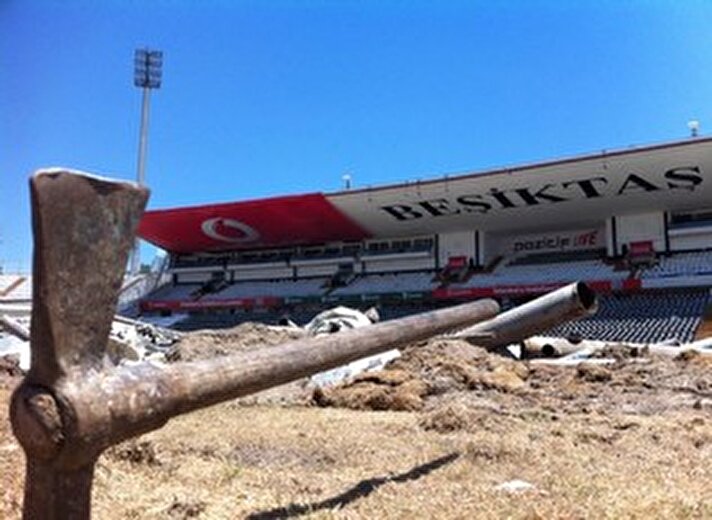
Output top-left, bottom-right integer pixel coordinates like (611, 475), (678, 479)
(313, 337), (712, 418)
(0, 356), (22, 388)
(170, 323), (315, 407)
(418, 401), (502, 433)
(313, 369), (429, 411)
(576, 362), (613, 383)
(170, 323), (306, 362)
(312, 339), (528, 412)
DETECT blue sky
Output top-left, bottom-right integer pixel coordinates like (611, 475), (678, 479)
(2, 0), (712, 271)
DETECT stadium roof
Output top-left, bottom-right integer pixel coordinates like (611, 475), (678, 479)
(138, 137), (712, 254)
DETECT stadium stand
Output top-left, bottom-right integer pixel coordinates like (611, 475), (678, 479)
(547, 289), (710, 344)
(642, 250), (712, 278)
(204, 277), (329, 300)
(148, 283), (203, 301)
(11, 251), (707, 345)
(124, 138), (712, 344)
(140, 247), (712, 344)
(452, 257), (625, 288)
(331, 272), (436, 296)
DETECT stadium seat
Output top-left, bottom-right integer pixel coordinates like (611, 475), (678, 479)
(546, 289), (709, 343)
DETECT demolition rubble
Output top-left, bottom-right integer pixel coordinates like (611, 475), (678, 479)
(0, 310), (181, 371)
(1, 283), (710, 381)
(2, 283), (711, 519)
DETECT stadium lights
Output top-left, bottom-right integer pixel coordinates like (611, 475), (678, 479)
(688, 119), (700, 138)
(134, 49), (163, 89)
(134, 48), (163, 187)
(131, 48), (163, 274)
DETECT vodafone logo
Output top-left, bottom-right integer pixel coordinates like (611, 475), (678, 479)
(201, 217), (260, 243)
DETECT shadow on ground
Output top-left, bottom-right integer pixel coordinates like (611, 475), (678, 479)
(246, 452), (460, 519)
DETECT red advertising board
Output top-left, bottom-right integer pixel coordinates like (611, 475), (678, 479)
(432, 280), (613, 300)
(629, 241), (654, 256)
(447, 256), (468, 268)
(621, 278), (642, 291)
(140, 297), (283, 312)
(138, 193), (370, 253)
(432, 287), (495, 299)
(493, 280), (612, 296)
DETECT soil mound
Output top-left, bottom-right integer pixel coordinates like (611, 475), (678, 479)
(313, 369), (429, 411)
(170, 323), (306, 362)
(313, 337), (712, 417)
(167, 323), (312, 406)
(312, 338), (528, 411)
(0, 355), (22, 389)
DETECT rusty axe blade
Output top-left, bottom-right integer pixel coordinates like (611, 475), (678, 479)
(27, 170), (149, 384)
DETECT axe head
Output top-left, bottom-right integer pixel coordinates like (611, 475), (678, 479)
(28, 170), (149, 385)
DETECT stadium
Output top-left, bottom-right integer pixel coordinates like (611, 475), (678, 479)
(64, 135), (710, 343)
(1, 136), (711, 519)
(2, 141), (710, 517)
(2, 136), (711, 344)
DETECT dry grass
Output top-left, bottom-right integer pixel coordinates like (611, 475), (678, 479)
(2, 387), (710, 519)
(1, 333), (711, 519)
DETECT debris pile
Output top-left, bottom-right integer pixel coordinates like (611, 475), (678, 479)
(312, 338), (528, 411)
(108, 317), (182, 364)
(313, 368), (429, 411)
(0, 354), (23, 379)
(298, 306), (402, 387)
(169, 322), (305, 362)
(313, 336), (712, 418)
(0, 311), (182, 372)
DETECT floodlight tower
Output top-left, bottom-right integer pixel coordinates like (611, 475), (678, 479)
(688, 119), (700, 138)
(131, 48), (163, 274)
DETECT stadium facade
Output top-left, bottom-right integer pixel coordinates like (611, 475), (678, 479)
(135, 137), (712, 342)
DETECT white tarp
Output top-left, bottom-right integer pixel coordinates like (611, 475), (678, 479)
(304, 306), (402, 387)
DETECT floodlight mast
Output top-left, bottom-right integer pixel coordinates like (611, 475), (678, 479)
(131, 48), (163, 274)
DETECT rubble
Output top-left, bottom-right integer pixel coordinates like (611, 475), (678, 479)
(313, 369), (429, 411)
(302, 305), (380, 335)
(521, 335), (712, 365)
(313, 335), (712, 417)
(293, 306), (402, 387)
(312, 338), (528, 411)
(0, 354), (23, 378)
(0, 309), (182, 372)
(109, 316), (182, 364)
(0, 333), (30, 372)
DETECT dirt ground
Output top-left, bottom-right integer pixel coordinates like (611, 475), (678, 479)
(1, 324), (710, 519)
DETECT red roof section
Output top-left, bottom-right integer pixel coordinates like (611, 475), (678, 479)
(138, 193), (370, 253)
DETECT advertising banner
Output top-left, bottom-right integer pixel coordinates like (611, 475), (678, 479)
(504, 228), (604, 256)
(138, 193), (370, 253)
(432, 280), (613, 299)
(140, 297), (283, 312)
